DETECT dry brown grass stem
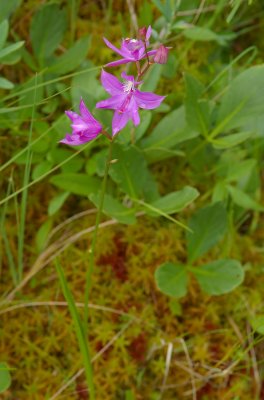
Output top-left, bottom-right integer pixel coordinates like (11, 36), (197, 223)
(5, 218), (118, 301)
(46, 208), (97, 244)
(126, 0), (138, 35)
(0, 300), (137, 320)
(192, 0), (207, 24)
(246, 322), (261, 398)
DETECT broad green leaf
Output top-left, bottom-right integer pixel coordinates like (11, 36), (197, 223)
(0, 41), (24, 60)
(151, 0), (172, 21)
(162, 53), (178, 79)
(211, 131), (253, 149)
(48, 192), (70, 216)
(18, 75), (44, 120)
(192, 259), (244, 295)
(71, 63), (102, 108)
(47, 36), (90, 74)
(0, 362), (11, 393)
(89, 193), (136, 225)
(140, 106), (198, 163)
(148, 186), (199, 216)
(30, 3), (67, 64)
(36, 219), (53, 252)
(187, 202), (228, 263)
(48, 148), (84, 173)
(50, 173), (100, 196)
(119, 112), (152, 144)
(0, 20), (8, 49)
(32, 161), (53, 180)
(0, 77), (14, 89)
(109, 143), (159, 201)
(251, 315), (264, 335)
(217, 65), (264, 132)
(227, 185), (264, 211)
(155, 262), (188, 298)
(184, 73), (210, 136)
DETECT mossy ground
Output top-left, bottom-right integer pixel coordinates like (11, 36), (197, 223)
(1, 1), (264, 399)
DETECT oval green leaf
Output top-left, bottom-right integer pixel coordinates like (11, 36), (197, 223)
(192, 259), (244, 295)
(155, 262), (188, 298)
(187, 202), (228, 263)
(0, 362), (11, 393)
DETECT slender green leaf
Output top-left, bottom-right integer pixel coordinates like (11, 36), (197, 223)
(0, 41), (24, 60)
(47, 36), (90, 74)
(184, 73), (210, 136)
(89, 193), (136, 225)
(50, 173), (100, 197)
(140, 106), (198, 163)
(110, 144), (159, 201)
(0, 0), (21, 22)
(183, 27), (223, 43)
(211, 131), (253, 149)
(0, 20), (8, 49)
(30, 4), (67, 63)
(148, 186), (199, 216)
(227, 185), (264, 211)
(48, 192), (70, 216)
(217, 65), (264, 132)
(0, 77), (14, 89)
(55, 259), (95, 398)
(36, 219), (53, 252)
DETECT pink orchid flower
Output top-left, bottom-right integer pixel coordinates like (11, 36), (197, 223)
(96, 70), (165, 135)
(103, 26), (157, 67)
(60, 99), (102, 146)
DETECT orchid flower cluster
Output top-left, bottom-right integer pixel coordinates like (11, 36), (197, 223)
(60, 26), (169, 145)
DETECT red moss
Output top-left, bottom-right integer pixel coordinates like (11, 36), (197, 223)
(98, 235), (128, 282)
(128, 333), (148, 363)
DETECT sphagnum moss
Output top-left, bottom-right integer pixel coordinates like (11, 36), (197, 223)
(1, 218), (264, 399)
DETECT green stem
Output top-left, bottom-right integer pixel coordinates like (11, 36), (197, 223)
(82, 138), (114, 396)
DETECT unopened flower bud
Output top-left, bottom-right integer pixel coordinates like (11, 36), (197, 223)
(138, 26), (147, 40)
(154, 45), (169, 64)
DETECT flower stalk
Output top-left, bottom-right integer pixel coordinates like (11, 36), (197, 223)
(83, 137), (114, 333)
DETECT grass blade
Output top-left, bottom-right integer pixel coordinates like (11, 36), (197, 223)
(55, 259), (95, 399)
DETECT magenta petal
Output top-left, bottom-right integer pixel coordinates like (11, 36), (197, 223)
(101, 70), (123, 95)
(112, 111), (130, 136)
(65, 110), (79, 121)
(60, 133), (94, 146)
(144, 49), (157, 57)
(134, 90), (165, 109)
(130, 98), (140, 126)
(96, 94), (125, 110)
(61, 101), (102, 147)
(103, 37), (125, 57)
(79, 99), (97, 124)
(146, 26), (152, 41)
(104, 58), (132, 67)
(121, 71), (135, 82)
